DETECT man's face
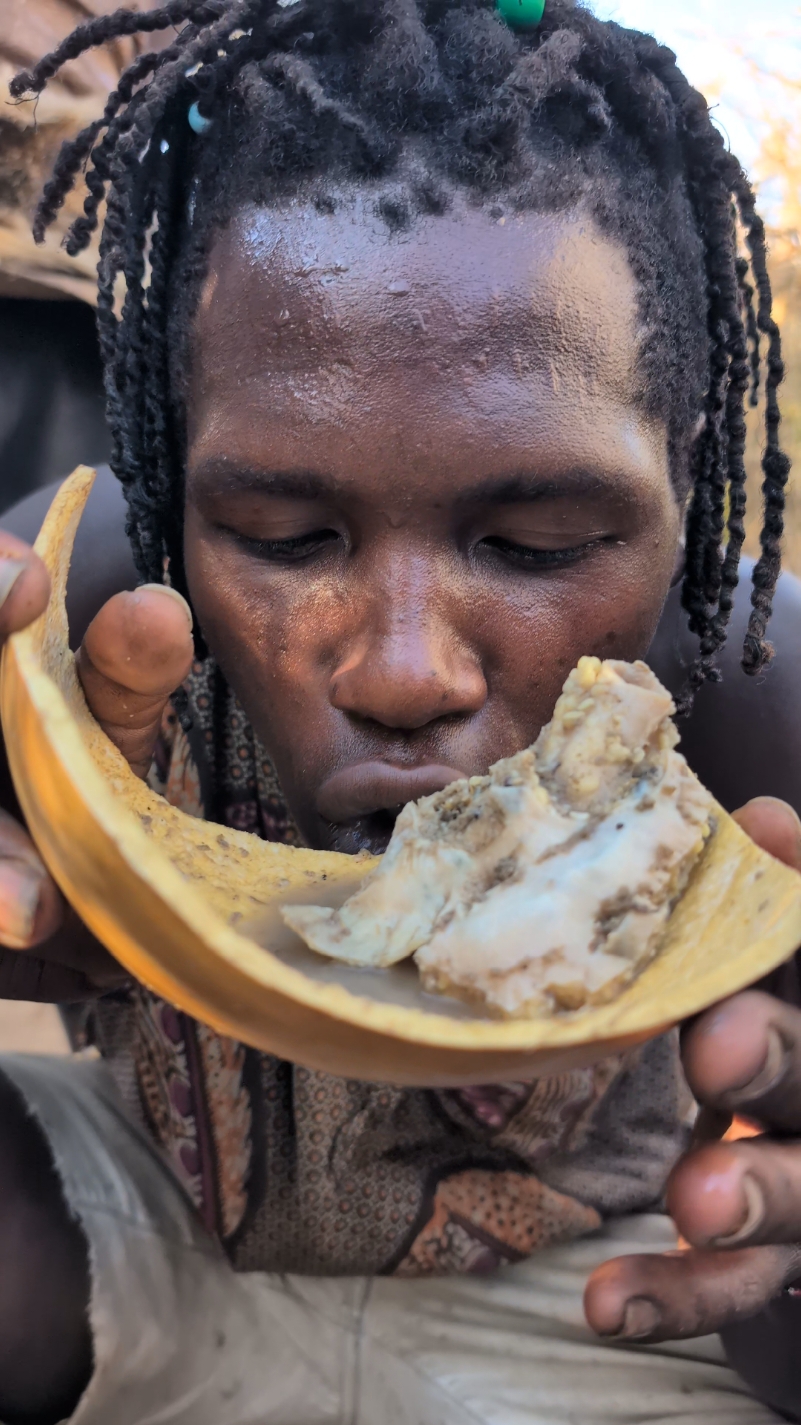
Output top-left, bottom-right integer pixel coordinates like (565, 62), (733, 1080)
(184, 192), (681, 853)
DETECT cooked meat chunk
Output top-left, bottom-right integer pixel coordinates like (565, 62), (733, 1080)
(282, 658), (713, 1017)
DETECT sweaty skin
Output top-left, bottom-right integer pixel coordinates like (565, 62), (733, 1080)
(184, 196), (679, 854)
(0, 199), (799, 1420)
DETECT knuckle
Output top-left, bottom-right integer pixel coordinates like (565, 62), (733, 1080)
(81, 588), (193, 699)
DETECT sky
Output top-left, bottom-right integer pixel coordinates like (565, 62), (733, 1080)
(591, 0), (800, 207)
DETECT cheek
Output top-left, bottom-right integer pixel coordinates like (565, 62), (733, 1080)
(182, 510), (347, 733)
(182, 499), (679, 777)
(487, 542), (677, 735)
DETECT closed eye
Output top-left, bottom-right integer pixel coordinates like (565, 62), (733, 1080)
(238, 528), (341, 562)
(478, 534), (606, 569)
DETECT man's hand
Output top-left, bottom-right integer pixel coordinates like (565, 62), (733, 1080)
(585, 796), (801, 1349)
(0, 535), (194, 1000)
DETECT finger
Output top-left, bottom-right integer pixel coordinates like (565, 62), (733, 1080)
(689, 1105), (733, 1148)
(682, 991), (801, 1133)
(0, 906), (129, 1001)
(0, 809), (65, 950)
(0, 950), (106, 1002)
(76, 585), (193, 777)
(0, 537), (50, 643)
(732, 797), (801, 871)
(0, 805), (127, 993)
(668, 1136), (801, 1249)
(584, 1243), (801, 1343)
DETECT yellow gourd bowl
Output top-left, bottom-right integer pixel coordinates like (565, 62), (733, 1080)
(3, 467), (801, 1085)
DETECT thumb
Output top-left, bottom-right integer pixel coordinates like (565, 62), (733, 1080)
(0, 535), (50, 644)
(76, 585), (194, 778)
(731, 797), (801, 873)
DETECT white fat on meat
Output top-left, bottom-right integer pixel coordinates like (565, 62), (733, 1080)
(281, 658), (714, 1017)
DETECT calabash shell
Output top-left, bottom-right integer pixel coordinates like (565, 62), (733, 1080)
(2, 467), (801, 1086)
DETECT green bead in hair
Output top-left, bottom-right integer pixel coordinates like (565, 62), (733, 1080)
(496, 0), (545, 28)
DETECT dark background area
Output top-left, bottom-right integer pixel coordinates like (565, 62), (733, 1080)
(0, 299), (110, 516)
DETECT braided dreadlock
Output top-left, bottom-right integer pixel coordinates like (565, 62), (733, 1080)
(11, 0), (791, 703)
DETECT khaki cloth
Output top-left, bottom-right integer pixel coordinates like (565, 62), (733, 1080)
(0, 1053), (781, 1425)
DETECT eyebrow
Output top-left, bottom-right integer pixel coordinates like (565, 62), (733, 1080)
(190, 462), (625, 504)
(455, 470), (624, 506)
(190, 461), (337, 500)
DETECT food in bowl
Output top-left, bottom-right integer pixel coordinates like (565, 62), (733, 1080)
(282, 658), (714, 1017)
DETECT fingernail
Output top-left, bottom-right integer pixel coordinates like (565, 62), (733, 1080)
(711, 1172), (765, 1247)
(0, 858), (45, 948)
(0, 559), (26, 610)
(137, 583), (194, 630)
(731, 1025), (788, 1103)
(612, 1298), (662, 1341)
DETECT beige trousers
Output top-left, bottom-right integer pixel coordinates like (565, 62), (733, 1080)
(1, 1054), (782, 1425)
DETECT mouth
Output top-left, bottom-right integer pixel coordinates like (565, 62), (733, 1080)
(316, 761), (466, 855)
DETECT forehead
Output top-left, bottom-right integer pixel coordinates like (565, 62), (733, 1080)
(192, 194), (641, 406)
(188, 193), (665, 496)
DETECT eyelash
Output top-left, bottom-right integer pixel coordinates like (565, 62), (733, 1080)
(240, 529), (340, 562)
(478, 535), (603, 569)
(237, 530), (603, 569)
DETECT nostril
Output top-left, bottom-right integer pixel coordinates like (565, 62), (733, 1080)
(330, 655), (487, 730)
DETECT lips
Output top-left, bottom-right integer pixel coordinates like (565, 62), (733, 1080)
(316, 761), (466, 824)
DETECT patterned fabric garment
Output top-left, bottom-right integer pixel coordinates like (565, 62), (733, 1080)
(92, 660), (693, 1277)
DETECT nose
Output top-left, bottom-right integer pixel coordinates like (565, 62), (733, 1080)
(329, 606), (487, 731)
